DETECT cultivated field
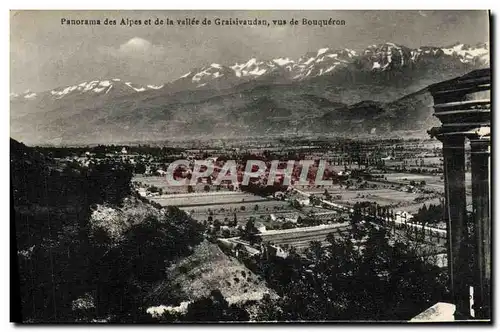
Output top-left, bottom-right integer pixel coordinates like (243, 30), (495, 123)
(259, 223), (350, 251)
(183, 200), (297, 224)
(383, 172), (443, 184)
(380, 171), (472, 195)
(146, 190), (297, 224)
(133, 175), (234, 194)
(150, 192), (266, 207)
(300, 185), (422, 207)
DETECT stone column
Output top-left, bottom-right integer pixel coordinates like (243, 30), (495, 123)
(469, 138), (491, 319)
(440, 135), (470, 318)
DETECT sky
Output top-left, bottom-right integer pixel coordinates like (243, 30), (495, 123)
(10, 10), (490, 93)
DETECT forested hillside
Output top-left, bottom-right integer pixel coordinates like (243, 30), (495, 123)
(11, 138), (205, 322)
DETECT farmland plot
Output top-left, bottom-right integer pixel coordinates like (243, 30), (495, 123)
(383, 173), (442, 184)
(150, 192), (266, 207)
(133, 175), (234, 194)
(181, 200), (296, 222)
(259, 223), (350, 251)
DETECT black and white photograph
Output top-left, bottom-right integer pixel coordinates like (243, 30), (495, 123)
(9, 9), (491, 323)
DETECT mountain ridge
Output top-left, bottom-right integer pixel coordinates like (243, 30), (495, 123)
(11, 41), (489, 99)
(10, 41), (489, 145)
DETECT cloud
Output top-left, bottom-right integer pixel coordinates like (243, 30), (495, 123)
(119, 37), (152, 53)
(99, 37), (166, 58)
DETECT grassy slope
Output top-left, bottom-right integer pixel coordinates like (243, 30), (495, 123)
(155, 240), (275, 306)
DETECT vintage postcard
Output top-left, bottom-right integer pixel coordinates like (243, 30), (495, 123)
(10, 10), (491, 323)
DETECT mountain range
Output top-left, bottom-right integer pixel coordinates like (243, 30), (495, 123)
(10, 42), (489, 145)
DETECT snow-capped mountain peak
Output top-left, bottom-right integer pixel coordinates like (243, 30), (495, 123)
(360, 42), (411, 71)
(176, 42), (487, 87)
(24, 92), (37, 99)
(12, 41), (489, 103)
(441, 42), (489, 64)
(317, 48), (329, 56)
(12, 79), (165, 102)
(272, 57), (294, 66)
(11, 89), (37, 100)
(50, 80), (113, 98)
(125, 82), (146, 92)
(230, 58), (271, 78)
(147, 84), (164, 90)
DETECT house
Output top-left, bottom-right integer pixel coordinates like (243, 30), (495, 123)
(155, 169), (167, 176)
(254, 222), (267, 233)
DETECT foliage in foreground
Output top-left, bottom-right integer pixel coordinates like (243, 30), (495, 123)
(250, 213), (448, 320)
(12, 139), (204, 322)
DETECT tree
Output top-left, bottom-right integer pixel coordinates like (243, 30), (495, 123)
(87, 160), (134, 205)
(242, 217), (261, 245)
(290, 199), (302, 210)
(11, 141), (210, 323)
(306, 240), (324, 262)
(255, 293), (283, 321)
(134, 162), (146, 174)
(254, 217), (447, 321)
(222, 228), (231, 238)
(213, 219), (221, 232)
(309, 195), (321, 206)
(324, 189), (332, 201)
(412, 203), (443, 225)
(182, 290), (249, 322)
(350, 204), (367, 242)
